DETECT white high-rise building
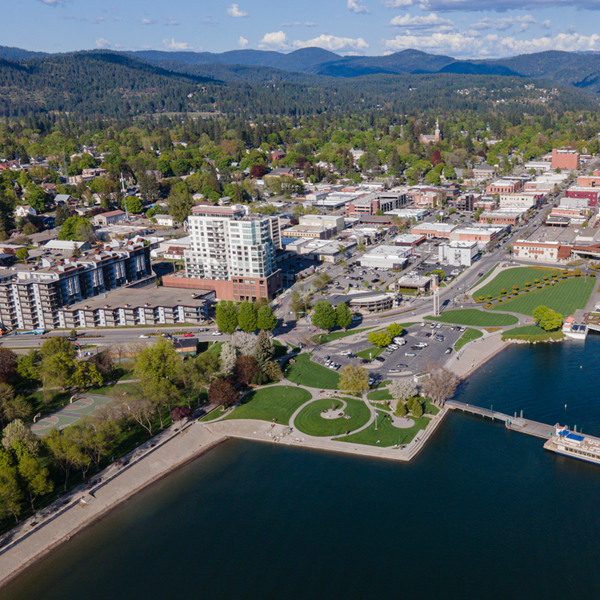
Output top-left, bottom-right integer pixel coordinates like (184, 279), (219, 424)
(183, 204), (282, 301)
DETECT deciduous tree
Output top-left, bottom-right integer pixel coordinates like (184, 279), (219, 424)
(237, 301), (258, 333)
(339, 364), (369, 394)
(256, 305), (277, 331)
(233, 355), (260, 385)
(368, 331), (391, 348)
(216, 301), (238, 334)
(311, 301), (337, 331)
(209, 378), (238, 408)
(390, 379), (417, 403)
(219, 342), (238, 373)
(421, 362), (458, 405)
(335, 302), (352, 331)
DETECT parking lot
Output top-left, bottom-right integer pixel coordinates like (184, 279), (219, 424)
(310, 322), (465, 386)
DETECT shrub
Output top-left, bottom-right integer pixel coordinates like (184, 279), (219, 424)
(543, 275), (549, 281)
(524, 281), (531, 288)
(487, 294), (492, 300)
(500, 288), (506, 295)
(551, 272), (558, 279)
(512, 285), (519, 292)
(534, 278), (540, 284)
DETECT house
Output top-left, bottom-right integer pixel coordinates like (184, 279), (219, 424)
(54, 194), (73, 206)
(93, 210), (126, 227)
(154, 214), (177, 227)
(15, 205), (36, 218)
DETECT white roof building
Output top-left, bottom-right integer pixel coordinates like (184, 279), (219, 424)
(360, 245), (411, 270)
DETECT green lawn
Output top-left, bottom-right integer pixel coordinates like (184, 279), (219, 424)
(490, 277), (596, 317)
(454, 328), (484, 351)
(469, 264), (497, 291)
(224, 386), (312, 425)
(501, 325), (565, 342)
(367, 388), (392, 401)
(294, 397), (371, 437)
(430, 309), (518, 327)
(356, 347), (385, 360)
(205, 341), (223, 357)
(283, 353), (340, 389)
(476, 267), (559, 298)
(199, 406), (230, 422)
(315, 327), (371, 345)
(370, 401), (391, 411)
(341, 410), (430, 447)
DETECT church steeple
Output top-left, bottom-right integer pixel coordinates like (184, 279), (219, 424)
(435, 118), (441, 142)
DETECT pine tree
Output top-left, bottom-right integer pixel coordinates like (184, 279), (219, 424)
(254, 330), (274, 368)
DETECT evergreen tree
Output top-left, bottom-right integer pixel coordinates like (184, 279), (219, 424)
(254, 330), (274, 368)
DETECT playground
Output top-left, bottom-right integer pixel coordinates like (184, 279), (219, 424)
(30, 394), (115, 437)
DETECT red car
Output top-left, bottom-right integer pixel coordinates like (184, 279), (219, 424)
(183, 333), (194, 338)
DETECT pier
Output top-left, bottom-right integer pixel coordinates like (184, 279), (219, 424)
(445, 400), (554, 440)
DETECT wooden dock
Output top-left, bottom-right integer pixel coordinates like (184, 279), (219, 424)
(445, 400), (553, 440)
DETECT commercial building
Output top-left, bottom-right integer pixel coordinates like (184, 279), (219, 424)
(565, 186), (598, 207)
(0, 242), (153, 331)
(438, 241), (479, 267)
(449, 227), (502, 246)
(393, 234), (426, 249)
(479, 210), (524, 226)
(486, 180), (522, 195)
(576, 170), (600, 187)
(512, 240), (572, 264)
(552, 149), (580, 171)
(171, 204), (282, 302)
(498, 193), (539, 209)
(410, 223), (457, 239)
(298, 214), (345, 234)
(93, 210), (126, 227)
(359, 245), (410, 270)
(284, 225), (336, 239)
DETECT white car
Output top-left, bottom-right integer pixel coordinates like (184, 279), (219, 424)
(139, 334), (149, 339)
(339, 350), (351, 356)
(421, 322), (426, 327)
(212, 331), (223, 336)
(368, 377), (374, 385)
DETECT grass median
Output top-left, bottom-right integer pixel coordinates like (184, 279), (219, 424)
(283, 353), (341, 389)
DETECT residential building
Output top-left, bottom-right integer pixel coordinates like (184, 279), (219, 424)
(60, 287), (211, 329)
(552, 149), (580, 170)
(438, 241), (479, 267)
(154, 214), (177, 227)
(15, 205), (36, 218)
(0, 242), (153, 331)
(172, 204), (282, 302)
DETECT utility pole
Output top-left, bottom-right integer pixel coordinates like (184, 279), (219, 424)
(120, 173), (129, 221)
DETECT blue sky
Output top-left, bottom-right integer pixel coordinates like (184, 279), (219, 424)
(4, 0), (600, 59)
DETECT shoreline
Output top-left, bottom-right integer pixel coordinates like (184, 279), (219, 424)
(0, 334), (507, 591)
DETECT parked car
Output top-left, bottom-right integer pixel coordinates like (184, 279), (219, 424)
(139, 334), (149, 339)
(368, 377), (374, 385)
(396, 363), (408, 369)
(184, 333), (194, 338)
(389, 368), (401, 373)
(445, 348), (453, 354)
(405, 351), (416, 357)
(212, 331), (223, 336)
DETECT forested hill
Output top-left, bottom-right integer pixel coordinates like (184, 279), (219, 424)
(0, 50), (597, 119)
(0, 52), (218, 118)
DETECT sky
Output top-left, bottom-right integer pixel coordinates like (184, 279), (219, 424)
(4, 0), (600, 59)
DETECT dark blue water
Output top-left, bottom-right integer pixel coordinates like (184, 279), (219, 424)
(4, 337), (600, 600)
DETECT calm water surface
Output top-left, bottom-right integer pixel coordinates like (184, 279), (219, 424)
(4, 336), (600, 600)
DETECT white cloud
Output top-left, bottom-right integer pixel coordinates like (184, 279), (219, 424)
(227, 4), (248, 18)
(204, 17), (219, 26)
(38, 0), (64, 5)
(382, 0), (415, 6)
(348, 0), (370, 14)
(281, 22), (318, 27)
(164, 18), (180, 26)
(541, 20), (552, 30)
(389, 13), (456, 32)
(259, 31), (369, 52)
(238, 36), (249, 48)
(163, 38), (191, 51)
(95, 38), (112, 49)
(258, 31), (290, 50)
(417, 0), (600, 11)
(295, 34), (370, 51)
(141, 18), (156, 25)
(469, 15), (537, 33)
(382, 30), (600, 58)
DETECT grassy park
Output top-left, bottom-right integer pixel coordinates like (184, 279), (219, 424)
(490, 277), (596, 317)
(430, 309), (518, 327)
(367, 388), (393, 401)
(476, 267), (557, 298)
(314, 327), (371, 345)
(294, 397), (371, 437)
(501, 325), (565, 342)
(454, 328), (484, 351)
(469, 264), (497, 291)
(356, 347), (385, 360)
(224, 386), (311, 425)
(283, 353), (341, 389)
(342, 410), (430, 447)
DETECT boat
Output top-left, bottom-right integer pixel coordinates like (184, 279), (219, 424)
(543, 424), (600, 465)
